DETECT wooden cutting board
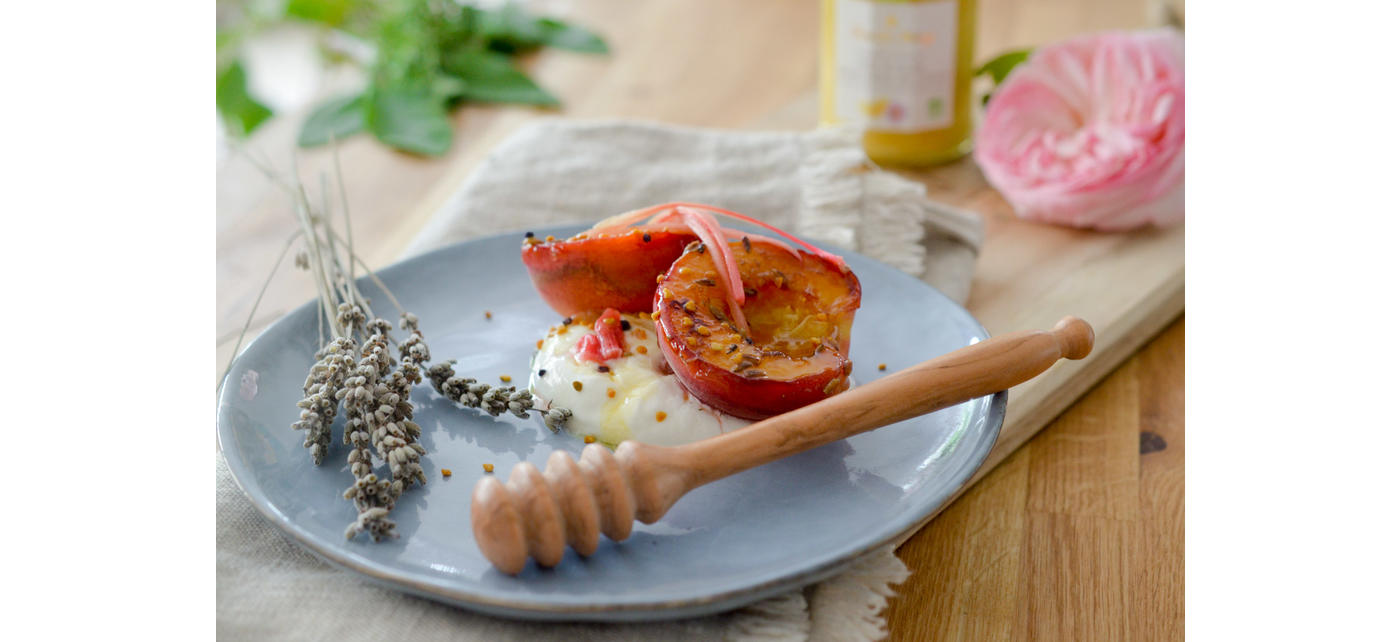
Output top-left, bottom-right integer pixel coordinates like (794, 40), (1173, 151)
(891, 166), (1184, 543)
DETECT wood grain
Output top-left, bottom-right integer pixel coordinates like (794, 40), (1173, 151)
(884, 318), (1184, 641)
(215, 0), (1182, 637)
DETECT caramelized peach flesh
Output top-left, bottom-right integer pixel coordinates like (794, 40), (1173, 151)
(521, 229), (695, 316)
(654, 238), (861, 420)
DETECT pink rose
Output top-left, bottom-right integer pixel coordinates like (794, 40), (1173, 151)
(974, 29), (1184, 231)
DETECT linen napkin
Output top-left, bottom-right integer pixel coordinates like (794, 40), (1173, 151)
(218, 119), (983, 641)
(402, 120), (983, 303)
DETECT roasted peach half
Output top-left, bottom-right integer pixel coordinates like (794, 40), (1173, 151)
(653, 238), (861, 420)
(521, 229), (695, 316)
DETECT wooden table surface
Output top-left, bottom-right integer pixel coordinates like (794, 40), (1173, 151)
(216, 1), (1183, 639)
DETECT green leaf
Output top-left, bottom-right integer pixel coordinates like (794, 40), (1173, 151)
(215, 31), (242, 68)
(537, 17), (608, 54)
(431, 75), (471, 103)
(477, 3), (548, 54)
(366, 88), (452, 156)
(298, 93), (366, 147)
(975, 49), (1032, 86)
(442, 49), (559, 106)
(216, 61), (274, 137)
(372, 1), (443, 87)
(285, 0), (354, 26)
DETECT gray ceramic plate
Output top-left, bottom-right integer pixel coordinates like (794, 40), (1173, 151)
(217, 225), (1005, 622)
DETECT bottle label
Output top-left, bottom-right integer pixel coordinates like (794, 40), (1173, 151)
(833, 0), (959, 132)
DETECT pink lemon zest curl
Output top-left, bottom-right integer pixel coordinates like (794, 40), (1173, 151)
(572, 308), (626, 364)
(588, 202), (848, 271)
(717, 228), (803, 262)
(591, 217), (800, 263)
(662, 202), (848, 272)
(652, 206), (750, 335)
(587, 203), (677, 235)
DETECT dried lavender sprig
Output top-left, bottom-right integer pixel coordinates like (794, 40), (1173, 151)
(264, 155), (358, 466)
(375, 313), (432, 492)
(320, 200), (375, 331)
(335, 301), (368, 341)
(332, 136), (355, 294)
(291, 336), (356, 465)
(310, 156), (427, 538)
(427, 361), (573, 432)
(338, 314), (434, 542)
(337, 318), (406, 539)
(325, 227), (406, 316)
(230, 146), (368, 323)
(293, 191), (344, 337)
(227, 147), (349, 337)
(293, 301), (367, 471)
(376, 371), (428, 491)
(335, 315), (431, 543)
(342, 393), (397, 541)
(235, 147), (432, 543)
(344, 506), (397, 541)
(342, 498), (396, 541)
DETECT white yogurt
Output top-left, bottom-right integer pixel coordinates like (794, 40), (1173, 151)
(528, 314), (750, 446)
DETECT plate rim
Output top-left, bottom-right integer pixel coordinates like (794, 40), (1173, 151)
(217, 226), (1007, 621)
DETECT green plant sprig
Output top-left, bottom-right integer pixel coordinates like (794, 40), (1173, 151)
(975, 48), (1033, 106)
(216, 0), (608, 155)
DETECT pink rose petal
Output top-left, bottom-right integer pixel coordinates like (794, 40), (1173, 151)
(974, 29), (1185, 231)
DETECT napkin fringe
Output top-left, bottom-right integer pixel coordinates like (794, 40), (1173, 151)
(796, 127), (865, 252)
(857, 172), (931, 277)
(723, 592), (810, 642)
(719, 543), (912, 642)
(797, 128), (929, 278)
(807, 544), (912, 642)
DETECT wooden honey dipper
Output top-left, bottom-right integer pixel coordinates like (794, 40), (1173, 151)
(471, 316), (1094, 574)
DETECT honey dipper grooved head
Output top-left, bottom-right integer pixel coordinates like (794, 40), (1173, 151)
(544, 450), (601, 557)
(470, 476), (528, 575)
(509, 462), (567, 568)
(472, 445), (645, 575)
(580, 443), (637, 542)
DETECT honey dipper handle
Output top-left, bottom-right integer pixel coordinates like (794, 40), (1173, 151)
(668, 316), (1094, 488)
(469, 316), (1093, 574)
